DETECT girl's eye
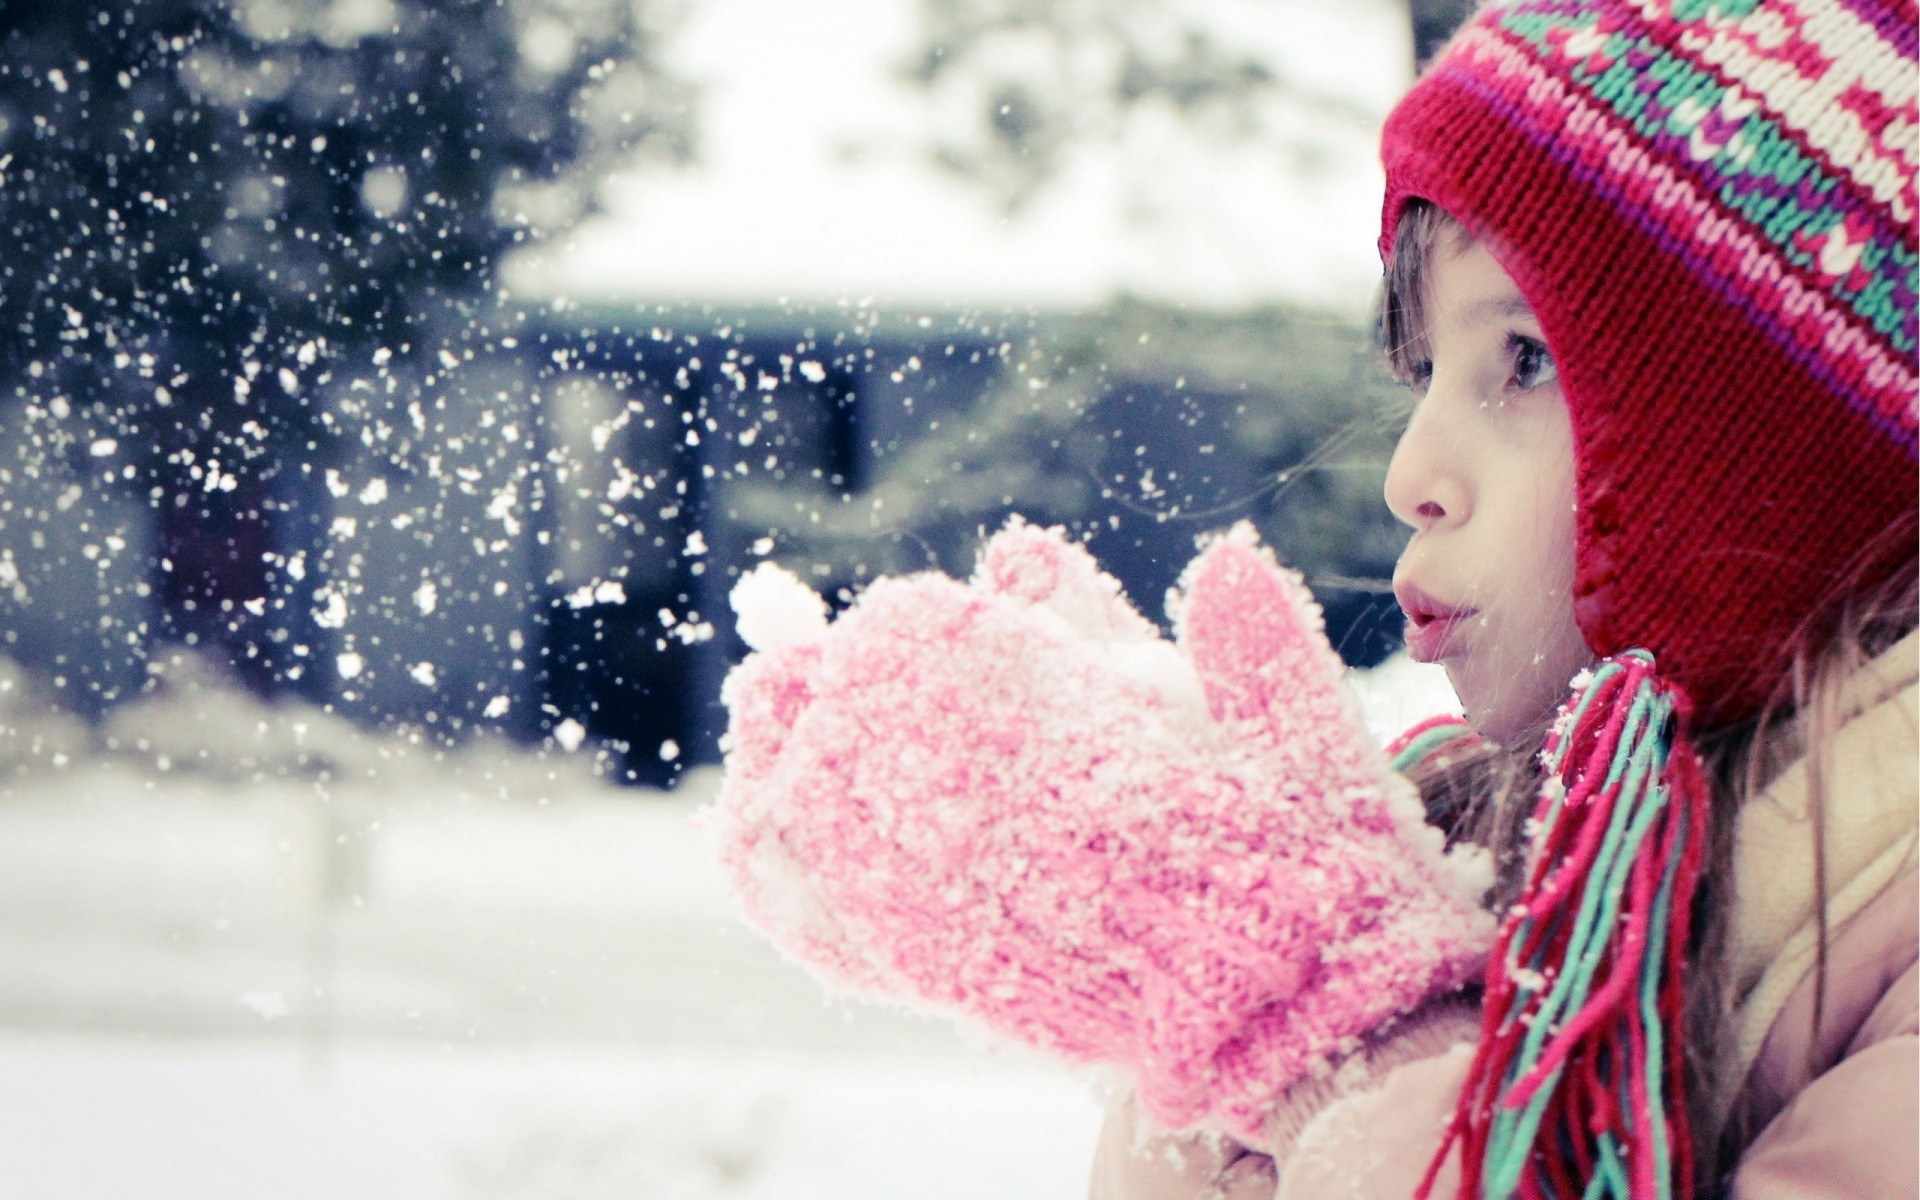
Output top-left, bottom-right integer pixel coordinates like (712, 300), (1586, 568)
(1506, 334), (1558, 392)
(1396, 357), (1433, 394)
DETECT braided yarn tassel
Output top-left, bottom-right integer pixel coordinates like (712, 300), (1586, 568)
(1416, 652), (1709, 1199)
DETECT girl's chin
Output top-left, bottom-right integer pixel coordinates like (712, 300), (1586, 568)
(1449, 668), (1566, 751)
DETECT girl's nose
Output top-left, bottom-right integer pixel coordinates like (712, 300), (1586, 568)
(1383, 396), (1470, 530)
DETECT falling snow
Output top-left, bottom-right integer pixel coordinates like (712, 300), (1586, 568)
(0, 1), (1427, 1194)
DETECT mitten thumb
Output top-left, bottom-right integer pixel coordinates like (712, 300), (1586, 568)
(1172, 523), (1371, 764)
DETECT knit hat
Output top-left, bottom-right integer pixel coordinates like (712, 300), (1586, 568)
(1380, 0), (1918, 730)
(1379, 1), (1915, 1194)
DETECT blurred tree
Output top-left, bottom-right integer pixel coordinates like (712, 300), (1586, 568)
(901, 0), (1376, 213)
(903, 0), (1482, 209)
(0, 0), (692, 683)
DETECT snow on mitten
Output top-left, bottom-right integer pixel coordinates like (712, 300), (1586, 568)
(710, 519), (1492, 1139)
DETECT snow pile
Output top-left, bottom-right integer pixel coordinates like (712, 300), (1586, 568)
(99, 646), (384, 783)
(713, 520), (1492, 1139)
(0, 657), (89, 774)
(0, 643), (612, 802)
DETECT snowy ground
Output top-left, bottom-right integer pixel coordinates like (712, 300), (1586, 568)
(1, 1033), (1098, 1200)
(0, 649), (1454, 1199)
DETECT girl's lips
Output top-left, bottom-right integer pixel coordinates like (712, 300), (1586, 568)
(1395, 584), (1479, 664)
(1402, 612), (1476, 663)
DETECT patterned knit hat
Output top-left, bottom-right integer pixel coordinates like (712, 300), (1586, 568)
(1380, 0), (1918, 729)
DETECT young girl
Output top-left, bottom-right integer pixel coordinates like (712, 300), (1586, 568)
(1092, 0), (1918, 1194)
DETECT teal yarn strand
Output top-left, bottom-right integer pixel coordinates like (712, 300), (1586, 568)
(1484, 677), (1672, 1196)
(1387, 713), (1484, 777)
(1638, 774), (1691, 1192)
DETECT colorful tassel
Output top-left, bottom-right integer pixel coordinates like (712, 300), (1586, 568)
(1416, 651), (1709, 1199)
(1388, 712), (1484, 777)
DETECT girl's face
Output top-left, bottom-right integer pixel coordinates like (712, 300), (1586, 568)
(1384, 228), (1593, 747)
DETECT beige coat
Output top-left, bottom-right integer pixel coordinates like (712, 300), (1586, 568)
(1721, 631), (1918, 1197)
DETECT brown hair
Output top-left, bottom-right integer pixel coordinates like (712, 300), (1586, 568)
(1381, 200), (1451, 390)
(1380, 199), (1920, 1188)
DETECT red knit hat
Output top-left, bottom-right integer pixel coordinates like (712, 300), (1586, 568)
(1380, 0), (1918, 729)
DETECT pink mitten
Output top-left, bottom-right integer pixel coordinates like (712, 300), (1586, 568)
(711, 519), (1492, 1139)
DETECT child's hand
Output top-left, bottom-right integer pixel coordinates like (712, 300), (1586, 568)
(1089, 1092), (1277, 1200)
(710, 519), (1492, 1140)
(1092, 995), (1476, 1199)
